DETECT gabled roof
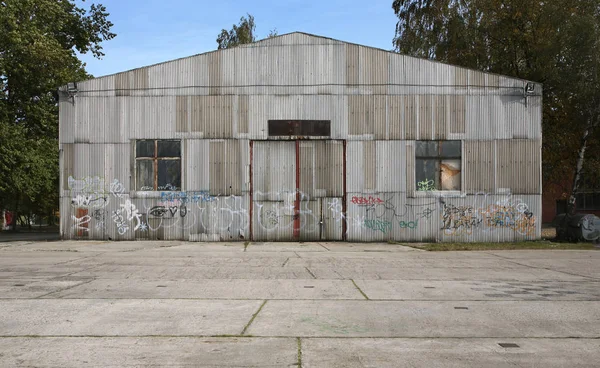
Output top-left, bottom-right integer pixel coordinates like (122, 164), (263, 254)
(66, 31), (538, 93)
(100, 32), (533, 81)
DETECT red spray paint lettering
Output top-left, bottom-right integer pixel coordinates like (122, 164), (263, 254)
(351, 196), (383, 205)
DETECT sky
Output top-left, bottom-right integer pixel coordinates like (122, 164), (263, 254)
(77, 0), (400, 78)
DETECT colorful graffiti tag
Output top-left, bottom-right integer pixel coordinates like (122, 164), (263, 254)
(66, 176), (537, 240)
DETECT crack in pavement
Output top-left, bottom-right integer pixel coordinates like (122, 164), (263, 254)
(35, 278), (97, 299)
(304, 267), (317, 279)
(240, 300), (268, 336)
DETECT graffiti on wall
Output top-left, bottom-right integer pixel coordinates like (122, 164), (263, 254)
(351, 196), (383, 205)
(348, 193), (435, 234)
(479, 202), (536, 236)
(255, 190), (319, 233)
(441, 203), (482, 235)
(440, 196), (537, 236)
(417, 179), (435, 191)
(66, 175), (537, 240)
(69, 176), (149, 237)
(363, 219), (392, 233)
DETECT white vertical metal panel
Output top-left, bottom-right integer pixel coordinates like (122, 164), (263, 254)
(298, 199), (321, 241)
(363, 141), (377, 191)
(59, 197), (71, 239)
(239, 139), (251, 193)
(346, 141), (364, 193)
(234, 43), (271, 92)
(468, 70), (486, 88)
(188, 96), (234, 138)
(417, 95), (433, 140)
(126, 96), (177, 140)
(497, 140), (541, 195)
(252, 141), (295, 200)
(109, 144), (131, 193)
(314, 141), (344, 197)
(128, 68), (150, 97)
(75, 97), (123, 143)
(252, 200), (295, 241)
(190, 194), (250, 241)
(77, 75), (115, 97)
(321, 197), (343, 240)
(465, 95), (498, 140)
(464, 141), (496, 194)
(59, 97), (75, 144)
(73, 98), (90, 143)
(504, 95), (542, 140)
(376, 141), (407, 192)
(251, 141), (297, 241)
(299, 141), (344, 198)
(208, 139), (242, 195)
(387, 96), (404, 139)
(406, 142), (415, 194)
(219, 48), (236, 88)
(73, 144), (106, 178)
(185, 139), (210, 191)
(359, 46), (388, 94)
(61, 144), (74, 194)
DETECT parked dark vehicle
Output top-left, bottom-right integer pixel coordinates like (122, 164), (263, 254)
(553, 214), (600, 243)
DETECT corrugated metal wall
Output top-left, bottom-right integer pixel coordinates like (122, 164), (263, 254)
(59, 32), (542, 242)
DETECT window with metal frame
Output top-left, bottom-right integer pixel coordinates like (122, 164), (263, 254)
(415, 141), (461, 191)
(268, 120), (331, 136)
(135, 140), (181, 191)
(575, 192), (600, 210)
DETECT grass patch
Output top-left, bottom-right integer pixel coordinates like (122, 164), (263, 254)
(297, 337), (302, 368)
(406, 241), (599, 251)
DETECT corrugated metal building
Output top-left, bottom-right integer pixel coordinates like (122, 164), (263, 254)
(58, 32), (542, 242)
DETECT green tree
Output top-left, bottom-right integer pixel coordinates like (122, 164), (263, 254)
(267, 28), (278, 38)
(216, 14), (256, 49)
(0, 0), (115, 229)
(392, 0), (600, 216)
(216, 14), (278, 49)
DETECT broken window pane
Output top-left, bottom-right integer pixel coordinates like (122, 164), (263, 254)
(441, 141), (461, 157)
(416, 159), (439, 191)
(136, 140), (155, 158)
(415, 140), (462, 191)
(158, 159), (181, 190)
(136, 160), (154, 190)
(415, 141), (438, 157)
(158, 140), (181, 157)
(441, 159), (461, 190)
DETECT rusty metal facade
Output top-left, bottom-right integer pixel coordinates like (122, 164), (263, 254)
(59, 32), (542, 242)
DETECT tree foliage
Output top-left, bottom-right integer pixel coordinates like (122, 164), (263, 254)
(393, 0), (600, 212)
(216, 14), (256, 49)
(0, 0), (115, 225)
(216, 14), (279, 49)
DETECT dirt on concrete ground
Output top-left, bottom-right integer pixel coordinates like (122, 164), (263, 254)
(0, 240), (599, 367)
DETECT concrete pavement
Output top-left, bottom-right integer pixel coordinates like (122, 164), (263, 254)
(0, 240), (599, 367)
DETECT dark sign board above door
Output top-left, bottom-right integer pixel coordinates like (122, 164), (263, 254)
(268, 120), (331, 137)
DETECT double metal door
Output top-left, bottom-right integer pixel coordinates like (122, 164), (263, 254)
(251, 140), (345, 241)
